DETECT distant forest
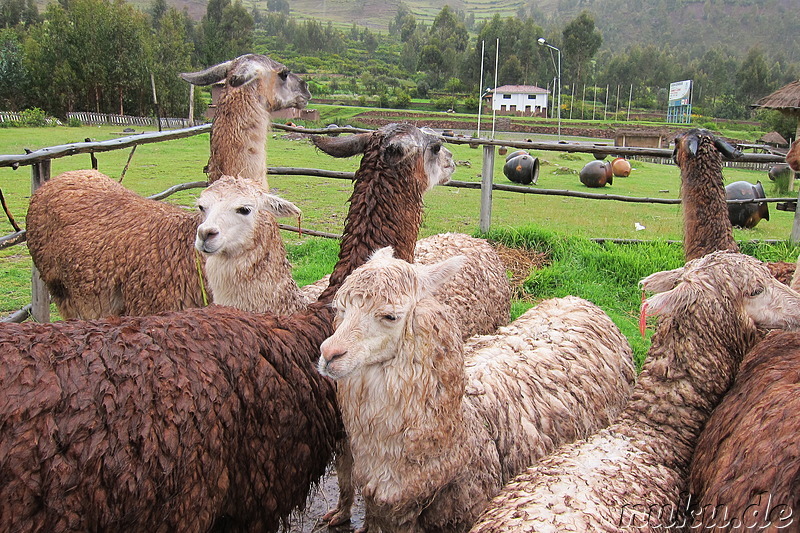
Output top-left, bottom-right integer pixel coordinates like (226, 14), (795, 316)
(0, 0), (796, 136)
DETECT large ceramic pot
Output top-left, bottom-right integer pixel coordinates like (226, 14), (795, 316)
(579, 160), (613, 188)
(725, 180), (769, 229)
(503, 153), (540, 185)
(611, 157), (632, 177)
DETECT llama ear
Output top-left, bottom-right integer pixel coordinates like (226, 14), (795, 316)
(261, 194), (301, 218)
(180, 60), (233, 86)
(644, 282), (697, 317)
(420, 255), (467, 295)
(312, 133), (371, 158)
(227, 60), (265, 88)
(383, 133), (415, 163)
(639, 266), (685, 294)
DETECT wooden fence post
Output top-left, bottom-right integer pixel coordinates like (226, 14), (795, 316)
(479, 144), (495, 233)
(30, 161), (50, 322)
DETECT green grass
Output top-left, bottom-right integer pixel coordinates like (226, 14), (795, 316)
(2, 123), (798, 365)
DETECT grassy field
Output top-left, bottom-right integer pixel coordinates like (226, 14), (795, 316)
(1, 122), (797, 364)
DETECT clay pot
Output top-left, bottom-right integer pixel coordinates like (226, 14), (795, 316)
(579, 160), (613, 188)
(725, 180), (769, 229)
(768, 163), (793, 182)
(503, 154), (539, 185)
(611, 157), (632, 177)
(498, 146), (508, 156)
(505, 149), (529, 162)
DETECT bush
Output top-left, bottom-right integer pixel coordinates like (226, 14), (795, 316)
(20, 108), (49, 127)
(67, 116), (82, 127)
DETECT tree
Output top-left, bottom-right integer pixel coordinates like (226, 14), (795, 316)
(200, 0), (253, 65)
(0, 0), (38, 28)
(0, 28), (26, 109)
(148, 0), (167, 28)
(562, 11), (602, 86)
(737, 47), (773, 103)
(151, 7), (194, 117)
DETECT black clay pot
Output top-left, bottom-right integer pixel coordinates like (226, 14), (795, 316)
(725, 180), (769, 229)
(579, 160), (613, 188)
(503, 154), (539, 185)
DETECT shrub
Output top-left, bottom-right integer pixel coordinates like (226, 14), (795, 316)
(67, 116), (82, 127)
(20, 108), (48, 127)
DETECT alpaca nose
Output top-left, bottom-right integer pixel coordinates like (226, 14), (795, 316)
(320, 342), (347, 364)
(197, 226), (219, 241)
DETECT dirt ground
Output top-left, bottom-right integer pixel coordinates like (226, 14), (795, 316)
(283, 468), (365, 533)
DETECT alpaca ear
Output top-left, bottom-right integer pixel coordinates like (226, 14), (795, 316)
(312, 133), (371, 158)
(644, 282), (698, 317)
(228, 59), (265, 88)
(261, 193), (301, 218)
(369, 247), (396, 261)
(639, 266), (685, 294)
(383, 133), (415, 164)
(420, 255), (467, 295)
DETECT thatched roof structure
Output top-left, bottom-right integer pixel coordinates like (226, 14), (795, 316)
(760, 131), (788, 146)
(752, 81), (800, 140)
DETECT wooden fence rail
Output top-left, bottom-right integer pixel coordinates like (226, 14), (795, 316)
(0, 123), (793, 323)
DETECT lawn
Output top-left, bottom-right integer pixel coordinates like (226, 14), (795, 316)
(1, 123), (797, 364)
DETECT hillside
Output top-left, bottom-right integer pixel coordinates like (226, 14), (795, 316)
(106, 0), (798, 64)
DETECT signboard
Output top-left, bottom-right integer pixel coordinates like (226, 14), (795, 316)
(667, 80), (692, 124)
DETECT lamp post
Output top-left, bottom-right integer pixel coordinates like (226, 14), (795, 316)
(538, 37), (561, 140)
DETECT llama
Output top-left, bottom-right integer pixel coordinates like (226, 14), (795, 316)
(0, 123), (453, 532)
(675, 128), (795, 284)
(786, 139), (800, 173)
(674, 128), (741, 261)
(469, 251), (775, 533)
(308, 128), (511, 340)
(26, 171), (299, 319)
(317, 247), (636, 532)
(180, 53), (311, 185)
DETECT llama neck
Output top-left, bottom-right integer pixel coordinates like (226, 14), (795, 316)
(680, 151), (738, 261)
(619, 305), (759, 471)
(322, 150), (425, 302)
(203, 218), (305, 314)
(207, 89), (270, 184)
(336, 299), (468, 505)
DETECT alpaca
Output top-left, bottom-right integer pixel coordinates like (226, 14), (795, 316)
(195, 175), (309, 314)
(469, 251), (776, 533)
(786, 139), (800, 173)
(180, 53), (311, 185)
(26, 170), (299, 319)
(0, 123), (452, 532)
(317, 247), (636, 532)
(300, 232), (511, 342)
(689, 331), (800, 531)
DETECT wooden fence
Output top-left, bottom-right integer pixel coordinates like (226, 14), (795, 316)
(0, 123), (793, 323)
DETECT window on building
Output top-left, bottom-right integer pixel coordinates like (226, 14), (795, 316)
(527, 94), (536, 99)
(502, 94), (512, 99)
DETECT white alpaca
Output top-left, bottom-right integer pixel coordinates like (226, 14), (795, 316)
(195, 176), (307, 314)
(318, 247), (635, 532)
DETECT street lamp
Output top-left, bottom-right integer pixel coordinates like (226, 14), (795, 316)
(538, 37), (561, 140)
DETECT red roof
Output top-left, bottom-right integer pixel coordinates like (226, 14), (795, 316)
(492, 85), (550, 94)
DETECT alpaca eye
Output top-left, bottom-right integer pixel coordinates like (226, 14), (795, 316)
(748, 286), (764, 297)
(431, 144), (441, 154)
(197, 205), (205, 213)
(237, 207), (252, 215)
(279, 70), (289, 81)
(381, 314), (397, 322)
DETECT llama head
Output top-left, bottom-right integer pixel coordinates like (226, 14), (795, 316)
(641, 251), (800, 330)
(311, 123), (456, 191)
(672, 129), (742, 168)
(318, 246), (466, 380)
(195, 175), (300, 257)
(180, 54), (311, 112)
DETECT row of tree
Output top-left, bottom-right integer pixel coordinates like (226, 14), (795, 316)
(1, 0), (797, 125)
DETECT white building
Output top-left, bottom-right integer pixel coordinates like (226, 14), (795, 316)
(488, 85), (550, 117)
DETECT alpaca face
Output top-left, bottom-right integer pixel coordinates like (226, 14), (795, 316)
(318, 247), (465, 380)
(643, 251), (800, 330)
(195, 176), (300, 257)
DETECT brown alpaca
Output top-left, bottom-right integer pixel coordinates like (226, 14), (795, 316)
(180, 53), (311, 185)
(318, 247), (635, 532)
(0, 124), (450, 532)
(470, 251), (781, 532)
(786, 139), (800, 172)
